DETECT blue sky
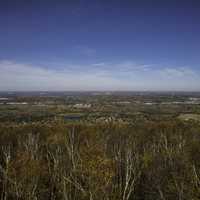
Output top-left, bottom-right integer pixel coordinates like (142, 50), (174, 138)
(0, 0), (200, 91)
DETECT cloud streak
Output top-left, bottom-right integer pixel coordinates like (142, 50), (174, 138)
(75, 45), (96, 57)
(0, 60), (199, 91)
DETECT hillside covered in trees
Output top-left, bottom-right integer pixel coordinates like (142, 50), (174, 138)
(0, 92), (200, 199)
(0, 119), (200, 200)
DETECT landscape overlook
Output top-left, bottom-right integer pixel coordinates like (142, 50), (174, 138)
(0, 1), (200, 200)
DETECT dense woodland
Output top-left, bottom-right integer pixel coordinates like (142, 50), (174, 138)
(0, 119), (200, 200)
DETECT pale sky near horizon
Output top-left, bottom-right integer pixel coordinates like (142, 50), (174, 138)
(0, 0), (200, 91)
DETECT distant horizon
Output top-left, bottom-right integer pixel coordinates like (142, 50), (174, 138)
(1, 90), (200, 93)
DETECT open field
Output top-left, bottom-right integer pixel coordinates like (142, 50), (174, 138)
(178, 113), (200, 121)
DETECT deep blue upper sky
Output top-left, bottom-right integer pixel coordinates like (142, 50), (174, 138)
(0, 0), (200, 91)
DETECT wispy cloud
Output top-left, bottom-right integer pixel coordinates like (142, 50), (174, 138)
(0, 60), (199, 91)
(75, 45), (96, 57)
(0, 60), (130, 91)
(92, 62), (106, 67)
(159, 67), (196, 78)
